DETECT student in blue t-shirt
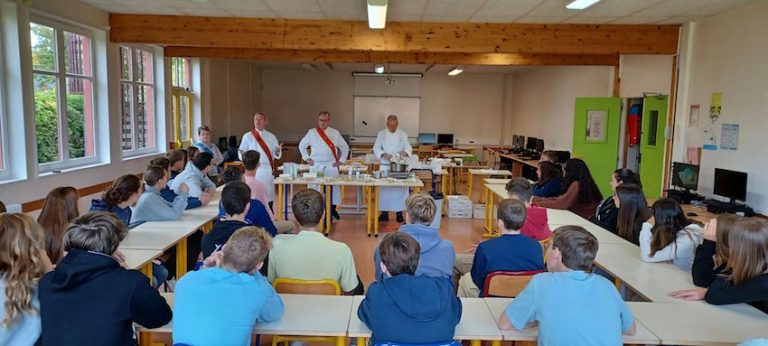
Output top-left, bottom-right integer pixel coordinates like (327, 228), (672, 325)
(457, 198), (545, 297)
(173, 226), (284, 345)
(499, 225), (636, 346)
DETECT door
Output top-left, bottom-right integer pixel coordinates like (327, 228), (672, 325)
(639, 95), (668, 198)
(572, 97), (622, 198)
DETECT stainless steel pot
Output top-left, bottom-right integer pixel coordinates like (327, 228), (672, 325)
(390, 162), (407, 172)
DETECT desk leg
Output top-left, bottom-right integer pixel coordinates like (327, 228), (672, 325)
(483, 195), (497, 238)
(325, 185), (332, 236)
(357, 337), (368, 346)
(491, 341), (501, 346)
(615, 278), (622, 291)
(483, 186), (491, 234)
(441, 174), (448, 215)
(138, 331), (153, 346)
(335, 336), (346, 346)
(140, 262), (153, 280)
(340, 186), (345, 209)
(470, 340), (481, 346)
(366, 186), (372, 237)
(176, 237), (188, 278)
(468, 172), (474, 201)
(202, 221), (213, 233)
(277, 183), (284, 220)
(374, 187), (380, 237)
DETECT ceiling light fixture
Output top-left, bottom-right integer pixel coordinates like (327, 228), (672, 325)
(367, 0), (388, 29)
(374, 64), (385, 74)
(448, 66), (464, 76)
(566, 0), (601, 10)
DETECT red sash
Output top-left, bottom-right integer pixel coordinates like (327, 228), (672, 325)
(316, 127), (339, 162)
(251, 129), (275, 170)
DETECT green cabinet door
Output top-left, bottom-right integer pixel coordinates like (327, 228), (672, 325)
(639, 95), (668, 198)
(572, 97), (622, 198)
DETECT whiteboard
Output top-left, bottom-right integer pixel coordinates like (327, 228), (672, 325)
(353, 96), (419, 137)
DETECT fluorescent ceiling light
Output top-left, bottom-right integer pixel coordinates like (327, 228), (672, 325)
(566, 0), (601, 10)
(374, 64), (385, 74)
(448, 67), (464, 76)
(367, 0), (388, 29)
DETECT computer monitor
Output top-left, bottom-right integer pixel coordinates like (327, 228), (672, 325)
(418, 133), (437, 144)
(713, 168), (748, 203)
(511, 135), (519, 148)
(671, 162), (699, 191)
(526, 137), (538, 151)
(437, 133), (454, 145)
(535, 139), (545, 152)
(517, 135), (526, 149)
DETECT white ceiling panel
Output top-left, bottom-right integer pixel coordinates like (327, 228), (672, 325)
(561, 16), (620, 24)
(272, 11), (327, 19)
(609, 16), (670, 24)
(388, 0), (428, 20)
(653, 16), (695, 25)
(263, 0), (322, 12)
(318, 0), (367, 20)
(525, 0), (582, 17)
(210, 0), (273, 11)
(578, 0), (662, 17)
(228, 10), (279, 18)
(423, 0), (486, 18)
(473, 0), (544, 17)
(515, 16), (568, 23)
(471, 15), (523, 23)
(180, 8), (233, 17)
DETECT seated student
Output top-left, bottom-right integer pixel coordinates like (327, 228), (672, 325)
(359, 232), (462, 345)
(458, 199), (545, 298)
(506, 177), (552, 241)
(218, 167), (293, 236)
(202, 181), (252, 258)
(499, 225), (636, 344)
(222, 136), (240, 164)
(187, 145), (200, 162)
(532, 161), (562, 198)
(90, 174), (142, 227)
(37, 186), (80, 264)
(242, 150), (275, 220)
(132, 165), (189, 223)
(691, 214), (739, 287)
(613, 183), (652, 245)
(167, 149), (186, 180)
(671, 218), (768, 313)
(533, 158), (603, 220)
(0, 213), (53, 345)
(639, 199), (703, 272)
(539, 150), (559, 164)
(170, 152), (216, 201)
(591, 168), (642, 233)
(38, 212), (172, 345)
(373, 192), (455, 280)
(148, 157), (204, 209)
(174, 226), (284, 345)
(268, 189), (363, 294)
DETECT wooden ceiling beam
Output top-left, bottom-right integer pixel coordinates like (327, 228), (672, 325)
(112, 14), (679, 55)
(164, 47), (620, 66)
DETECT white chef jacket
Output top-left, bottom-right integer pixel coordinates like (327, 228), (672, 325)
(239, 128), (282, 203)
(298, 127), (350, 205)
(373, 128), (413, 211)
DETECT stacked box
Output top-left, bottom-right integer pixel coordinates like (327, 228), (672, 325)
(447, 195), (472, 218)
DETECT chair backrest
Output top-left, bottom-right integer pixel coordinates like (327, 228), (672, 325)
(223, 161), (245, 172)
(483, 270), (545, 297)
(272, 277), (341, 295)
(539, 236), (553, 262)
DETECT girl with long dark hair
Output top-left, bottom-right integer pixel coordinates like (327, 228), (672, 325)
(533, 158), (603, 219)
(639, 199), (703, 272)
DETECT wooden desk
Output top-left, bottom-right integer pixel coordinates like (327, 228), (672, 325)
(549, 220), (629, 244)
(499, 153), (539, 178)
(628, 302), (768, 345)
(484, 298), (661, 344)
(349, 296), (502, 346)
(543, 209), (594, 226)
(467, 169), (513, 203)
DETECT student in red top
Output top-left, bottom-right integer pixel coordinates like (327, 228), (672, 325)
(533, 158), (603, 220)
(505, 177), (552, 241)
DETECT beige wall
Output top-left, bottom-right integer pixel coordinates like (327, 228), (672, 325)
(619, 55), (674, 98)
(507, 66), (614, 150)
(673, 1), (768, 212)
(202, 59), (263, 143)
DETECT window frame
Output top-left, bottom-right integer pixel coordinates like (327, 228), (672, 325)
(0, 9), (8, 179)
(120, 44), (158, 158)
(171, 57), (193, 148)
(30, 16), (99, 173)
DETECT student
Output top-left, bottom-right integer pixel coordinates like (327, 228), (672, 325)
(170, 152), (216, 201)
(0, 213), (53, 345)
(217, 167), (284, 236)
(174, 226), (284, 345)
(591, 168), (642, 233)
(268, 189), (363, 294)
(458, 199), (545, 297)
(202, 181), (252, 258)
(499, 225), (636, 345)
(37, 186), (80, 264)
(148, 157), (204, 209)
(539, 150), (559, 163)
(222, 136), (240, 164)
(38, 212), (172, 345)
(187, 146), (200, 162)
(358, 232), (461, 345)
(614, 183), (651, 245)
(90, 174), (142, 227)
(506, 177), (552, 241)
(373, 192), (455, 280)
(691, 214), (739, 287)
(132, 165), (189, 223)
(670, 218), (768, 313)
(167, 149), (186, 180)
(532, 161), (562, 198)
(194, 125), (224, 179)
(242, 150), (275, 220)
(639, 199), (703, 272)
(533, 158), (603, 220)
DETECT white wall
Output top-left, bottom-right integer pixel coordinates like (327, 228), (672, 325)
(201, 59), (263, 142)
(507, 66), (614, 150)
(673, 1), (768, 213)
(619, 55), (674, 98)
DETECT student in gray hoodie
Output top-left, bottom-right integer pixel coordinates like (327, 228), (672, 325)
(132, 165), (189, 223)
(373, 192), (455, 280)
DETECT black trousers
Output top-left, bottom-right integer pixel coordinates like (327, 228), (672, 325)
(164, 229), (204, 279)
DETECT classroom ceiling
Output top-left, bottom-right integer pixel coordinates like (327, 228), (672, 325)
(83, 0), (759, 25)
(248, 62), (533, 74)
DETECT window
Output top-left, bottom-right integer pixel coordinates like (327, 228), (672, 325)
(31, 21), (97, 170)
(120, 46), (156, 155)
(171, 57), (192, 148)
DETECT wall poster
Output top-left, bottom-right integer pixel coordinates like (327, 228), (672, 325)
(586, 110), (607, 143)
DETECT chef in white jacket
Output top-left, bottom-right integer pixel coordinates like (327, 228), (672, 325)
(299, 111), (350, 220)
(373, 115), (413, 223)
(239, 112), (282, 210)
